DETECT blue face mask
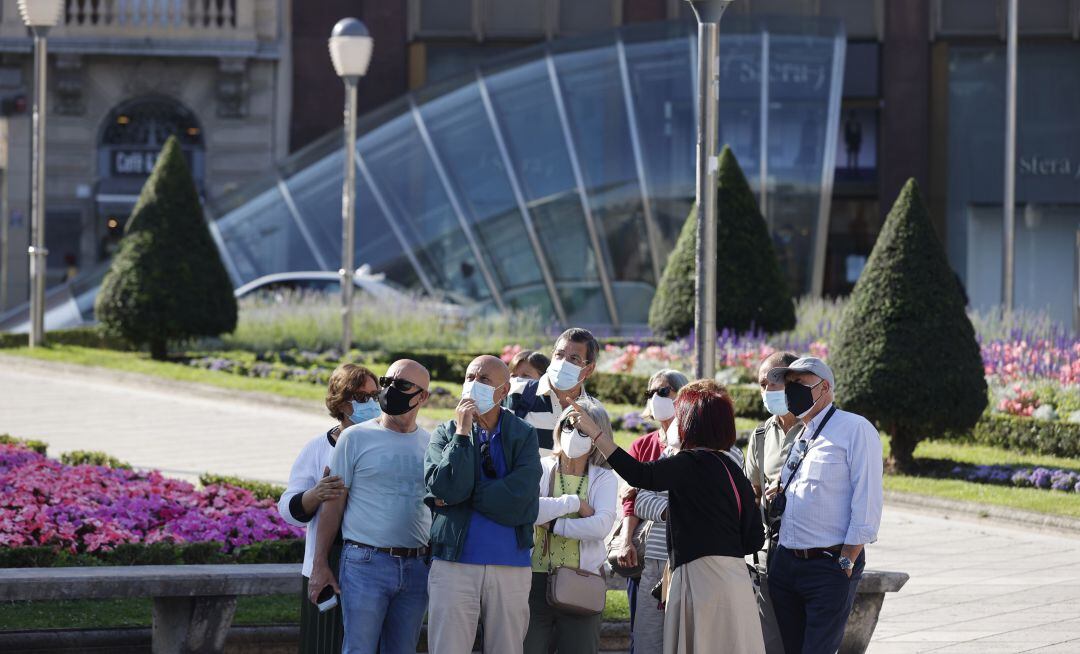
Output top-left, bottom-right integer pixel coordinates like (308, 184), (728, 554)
(349, 398), (380, 424)
(761, 389), (789, 417)
(462, 380), (504, 416)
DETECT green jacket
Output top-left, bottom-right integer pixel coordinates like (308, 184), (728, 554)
(424, 409), (542, 562)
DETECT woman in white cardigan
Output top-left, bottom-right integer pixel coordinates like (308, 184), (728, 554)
(524, 397), (618, 654)
(277, 363), (380, 654)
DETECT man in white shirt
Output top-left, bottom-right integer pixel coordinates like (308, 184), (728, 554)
(764, 357), (883, 654)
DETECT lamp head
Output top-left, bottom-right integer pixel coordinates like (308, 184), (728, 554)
(18, 0), (64, 28)
(684, 0), (735, 23)
(328, 18), (373, 79)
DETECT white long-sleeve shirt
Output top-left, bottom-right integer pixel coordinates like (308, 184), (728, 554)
(778, 404), (884, 549)
(534, 457), (618, 574)
(277, 430), (337, 578)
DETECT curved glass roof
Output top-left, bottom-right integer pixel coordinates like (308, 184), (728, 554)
(208, 18), (846, 330)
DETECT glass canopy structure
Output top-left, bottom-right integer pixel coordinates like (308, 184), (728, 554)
(209, 18), (845, 330)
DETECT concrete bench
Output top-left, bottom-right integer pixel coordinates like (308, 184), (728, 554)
(604, 569), (909, 654)
(0, 564), (301, 654)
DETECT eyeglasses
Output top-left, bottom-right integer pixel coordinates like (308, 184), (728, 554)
(786, 439), (811, 473)
(478, 435), (497, 479)
(379, 376), (422, 393)
(552, 349), (590, 367)
(354, 390), (380, 403)
(643, 387), (673, 404)
(560, 419), (579, 433)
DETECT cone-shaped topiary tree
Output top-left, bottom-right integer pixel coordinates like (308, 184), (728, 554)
(649, 146), (795, 339)
(96, 136), (237, 360)
(831, 179), (986, 473)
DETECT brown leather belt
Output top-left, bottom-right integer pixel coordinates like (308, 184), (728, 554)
(789, 545), (842, 560)
(345, 540), (429, 558)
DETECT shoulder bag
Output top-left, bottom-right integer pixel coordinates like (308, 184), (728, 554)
(542, 458), (607, 616)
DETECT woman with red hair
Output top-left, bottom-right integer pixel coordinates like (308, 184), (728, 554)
(573, 380), (765, 654)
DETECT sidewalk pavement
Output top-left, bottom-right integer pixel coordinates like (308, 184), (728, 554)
(1, 360), (1079, 651)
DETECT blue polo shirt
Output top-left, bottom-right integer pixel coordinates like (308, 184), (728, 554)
(456, 415), (532, 567)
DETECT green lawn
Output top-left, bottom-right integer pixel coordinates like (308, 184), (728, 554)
(0, 591), (630, 631)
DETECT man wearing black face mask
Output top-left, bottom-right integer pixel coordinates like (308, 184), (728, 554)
(309, 360), (433, 654)
(762, 357), (883, 654)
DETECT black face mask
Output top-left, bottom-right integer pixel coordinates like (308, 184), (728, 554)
(784, 380), (823, 418)
(379, 386), (421, 417)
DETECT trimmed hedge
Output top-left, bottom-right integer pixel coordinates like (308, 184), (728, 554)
(969, 414), (1080, 459)
(0, 326), (132, 351)
(0, 539), (303, 568)
(199, 473), (286, 502)
(59, 450), (132, 470)
(0, 434), (48, 455)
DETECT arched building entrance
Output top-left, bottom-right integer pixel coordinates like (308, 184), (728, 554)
(94, 97), (205, 261)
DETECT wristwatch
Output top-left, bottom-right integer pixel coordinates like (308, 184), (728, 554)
(837, 556), (854, 571)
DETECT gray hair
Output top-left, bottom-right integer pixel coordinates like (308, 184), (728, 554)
(641, 369), (690, 420)
(554, 396), (612, 469)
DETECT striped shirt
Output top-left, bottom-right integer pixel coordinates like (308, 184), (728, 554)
(634, 447), (674, 562)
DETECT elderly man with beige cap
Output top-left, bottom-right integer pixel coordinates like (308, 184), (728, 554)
(762, 356), (883, 654)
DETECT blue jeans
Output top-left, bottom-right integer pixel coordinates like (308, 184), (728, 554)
(768, 545), (864, 654)
(338, 544), (430, 654)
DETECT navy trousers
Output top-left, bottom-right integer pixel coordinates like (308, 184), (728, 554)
(768, 545), (864, 654)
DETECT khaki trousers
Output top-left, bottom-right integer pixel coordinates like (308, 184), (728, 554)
(427, 559), (532, 654)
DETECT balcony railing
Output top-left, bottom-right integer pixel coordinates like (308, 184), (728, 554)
(64, 0), (238, 30)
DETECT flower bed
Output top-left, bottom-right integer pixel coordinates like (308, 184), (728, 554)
(949, 463), (1080, 493)
(0, 442), (302, 560)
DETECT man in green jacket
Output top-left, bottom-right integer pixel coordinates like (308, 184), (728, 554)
(425, 355), (542, 654)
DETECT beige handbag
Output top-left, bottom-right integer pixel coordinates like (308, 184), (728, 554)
(541, 458), (607, 616)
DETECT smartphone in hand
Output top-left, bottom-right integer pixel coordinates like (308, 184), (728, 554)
(316, 585), (339, 613)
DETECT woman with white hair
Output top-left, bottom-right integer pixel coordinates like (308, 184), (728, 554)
(524, 397), (618, 654)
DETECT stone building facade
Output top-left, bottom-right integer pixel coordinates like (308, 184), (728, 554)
(0, 0), (291, 311)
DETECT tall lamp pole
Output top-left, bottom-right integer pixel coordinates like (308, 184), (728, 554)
(19, 0), (63, 347)
(328, 18), (373, 356)
(687, 0), (733, 380)
(1002, 0), (1017, 312)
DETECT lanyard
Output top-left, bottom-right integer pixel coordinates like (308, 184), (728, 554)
(778, 406), (836, 494)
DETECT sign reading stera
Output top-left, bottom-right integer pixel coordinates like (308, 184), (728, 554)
(112, 150), (160, 176)
(1020, 155), (1080, 180)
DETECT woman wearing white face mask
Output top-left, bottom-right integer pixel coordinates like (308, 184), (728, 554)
(524, 398), (618, 654)
(610, 369), (688, 654)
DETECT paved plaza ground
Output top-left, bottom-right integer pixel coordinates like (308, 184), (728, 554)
(2, 357), (1079, 652)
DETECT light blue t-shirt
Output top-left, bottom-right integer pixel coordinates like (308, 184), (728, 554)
(329, 419), (431, 548)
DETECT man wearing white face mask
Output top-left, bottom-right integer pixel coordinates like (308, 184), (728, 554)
(425, 355), (542, 654)
(506, 328), (602, 453)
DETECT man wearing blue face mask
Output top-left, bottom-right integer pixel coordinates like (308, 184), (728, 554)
(425, 355), (542, 654)
(505, 328), (601, 452)
(744, 351), (801, 654)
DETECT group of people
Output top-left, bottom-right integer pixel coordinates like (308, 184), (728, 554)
(277, 327), (884, 654)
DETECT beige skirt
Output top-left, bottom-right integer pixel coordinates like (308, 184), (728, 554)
(664, 555), (766, 654)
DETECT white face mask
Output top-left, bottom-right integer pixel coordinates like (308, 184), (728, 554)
(664, 420), (681, 449)
(548, 358), (583, 392)
(761, 389), (789, 417)
(647, 395), (676, 422)
(560, 428), (593, 459)
(462, 379), (502, 415)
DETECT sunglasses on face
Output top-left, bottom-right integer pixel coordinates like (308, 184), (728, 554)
(379, 376), (422, 393)
(787, 439), (811, 473)
(354, 390), (380, 403)
(643, 387), (673, 404)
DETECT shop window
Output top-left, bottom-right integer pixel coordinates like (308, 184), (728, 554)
(835, 107), (877, 183)
(558, 0), (617, 35)
(483, 0), (547, 37)
(417, 0), (474, 36)
(843, 42), (879, 98)
(823, 198), (881, 296)
(1019, 0), (1072, 35)
(936, 0), (1001, 36)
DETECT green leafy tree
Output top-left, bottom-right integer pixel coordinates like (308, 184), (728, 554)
(96, 136), (237, 359)
(831, 179), (986, 472)
(649, 146), (795, 339)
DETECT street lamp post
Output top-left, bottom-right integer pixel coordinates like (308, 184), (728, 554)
(18, 0), (63, 348)
(686, 0), (733, 380)
(328, 18), (373, 356)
